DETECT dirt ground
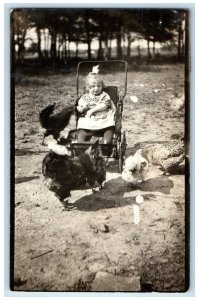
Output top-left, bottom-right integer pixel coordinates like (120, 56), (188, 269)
(13, 63), (188, 293)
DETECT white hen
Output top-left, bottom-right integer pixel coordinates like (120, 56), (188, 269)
(122, 149), (149, 186)
(169, 94), (185, 111)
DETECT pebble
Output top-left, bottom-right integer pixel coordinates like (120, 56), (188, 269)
(130, 95), (139, 103)
(135, 195), (144, 204)
(99, 224), (109, 233)
(89, 263), (104, 273)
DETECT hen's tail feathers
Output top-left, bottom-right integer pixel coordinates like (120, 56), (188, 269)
(39, 103), (55, 127)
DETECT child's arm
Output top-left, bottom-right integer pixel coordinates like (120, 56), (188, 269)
(86, 103), (107, 117)
(86, 92), (110, 117)
(77, 105), (86, 113)
(77, 97), (89, 113)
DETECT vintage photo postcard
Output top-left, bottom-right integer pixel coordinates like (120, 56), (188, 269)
(10, 7), (190, 293)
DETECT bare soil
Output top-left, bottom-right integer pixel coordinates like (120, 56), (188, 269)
(13, 63), (188, 292)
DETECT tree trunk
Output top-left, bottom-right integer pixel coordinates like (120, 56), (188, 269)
(50, 30), (57, 69)
(85, 12), (91, 60)
(61, 37), (64, 60)
(122, 31), (126, 58)
(64, 38), (67, 60)
(36, 27), (42, 59)
(98, 34), (103, 59)
(58, 34), (62, 60)
(153, 40), (156, 58)
(88, 42), (91, 60)
(11, 17), (15, 67)
(18, 30), (26, 63)
(50, 30), (56, 60)
(68, 40), (71, 58)
(147, 39), (151, 59)
(16, 18), (21, 61)
(116, 31), (122, 58)
(137, 44), (141, 59)
(43, 29), (48, 59)
(127, 34), (131, 59)
(75, 41), (79, 59)
(103, 39), (108, 61)
(178, 12), (183, 61)
(108, 38), (112, 58)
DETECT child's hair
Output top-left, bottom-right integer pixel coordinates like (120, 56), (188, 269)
(85, 73), (105, 91)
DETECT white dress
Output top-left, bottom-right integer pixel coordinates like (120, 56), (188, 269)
(77, 91), (116, 130)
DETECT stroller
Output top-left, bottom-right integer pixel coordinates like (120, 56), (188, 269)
(69, 60), (127, 173)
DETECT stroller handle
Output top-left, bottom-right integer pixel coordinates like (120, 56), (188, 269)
(76, 60), (128, 98)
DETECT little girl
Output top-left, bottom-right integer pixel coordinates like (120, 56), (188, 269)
(77, 72), (116, 143)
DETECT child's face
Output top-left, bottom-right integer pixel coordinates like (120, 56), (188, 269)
(88, 79), (103, 95)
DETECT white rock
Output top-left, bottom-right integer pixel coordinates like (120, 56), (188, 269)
(130, 96), (139, 103)
(135, 195), (144, 204)
(153, 89), (160, 93)
(89, 263), (104, 273)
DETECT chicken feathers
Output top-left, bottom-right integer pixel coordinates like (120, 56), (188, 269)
(42, 141), (106, 208)
(122, 149), (149, 185)
(145, 141), (184, 174)
(39, 104), (74, 145)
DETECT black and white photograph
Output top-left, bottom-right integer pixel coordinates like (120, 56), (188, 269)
(11, 7), (190, 293)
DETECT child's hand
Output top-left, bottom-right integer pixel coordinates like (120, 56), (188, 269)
(77, 105), (85, 113)
(86, 109), (94, 118)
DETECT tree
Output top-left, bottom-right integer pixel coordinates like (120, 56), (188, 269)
(27, 10), (45, 59)
(122, 9), (141, 59)
(11, 8), (186, 66)
(140, 9), (178, 59)
(177, 10), (186, 61)
(11, 9), (31, 62)
(107, 10), (124, 59)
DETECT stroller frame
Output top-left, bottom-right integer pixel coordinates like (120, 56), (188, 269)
(69, 60), (127, 173)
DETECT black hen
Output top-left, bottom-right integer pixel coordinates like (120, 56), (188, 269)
(39, 103), (74, 145)
(42, 141), (106, 209)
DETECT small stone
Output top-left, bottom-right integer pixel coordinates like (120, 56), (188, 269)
(135, 195), (144, 204)
(121, 251), (127, 255)
(130, 95), (139, 103)
(99, 224), (109, 233)
(89, 263), (104, 273)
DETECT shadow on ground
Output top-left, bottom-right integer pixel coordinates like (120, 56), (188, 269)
(15, 176), (40, 184)
(74, 175), (174, 212)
